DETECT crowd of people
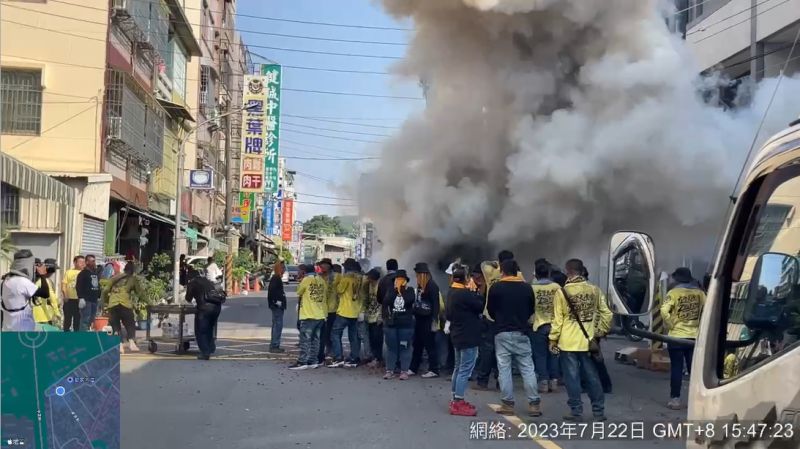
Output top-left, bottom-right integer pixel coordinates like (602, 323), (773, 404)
(274, 250), (706, 420)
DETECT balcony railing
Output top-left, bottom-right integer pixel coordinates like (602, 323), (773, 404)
(105, 69), (165, 167)
(112, 0), (168, 61)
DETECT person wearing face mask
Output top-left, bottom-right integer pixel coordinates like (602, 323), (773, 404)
(1, 250), (50, 331)
(381, 270), (415, 380)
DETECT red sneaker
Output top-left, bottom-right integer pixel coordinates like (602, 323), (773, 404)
(450, 400), (477, 416)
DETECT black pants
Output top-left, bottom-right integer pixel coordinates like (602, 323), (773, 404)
(668, 343), (694, 399)
(63, 299), (81, 332)
(195, 303), (221, 357)
(318, 313), (336, 363)
(108, 305), (136, 342)
(368, 322), (384, 362)
(410, 316), (438, 374)
(475, 319), (498, 386)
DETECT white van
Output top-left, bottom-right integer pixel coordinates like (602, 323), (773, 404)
(607, 119), (800, 448)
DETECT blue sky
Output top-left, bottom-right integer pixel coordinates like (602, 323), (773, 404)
(237, 0), (424, 220)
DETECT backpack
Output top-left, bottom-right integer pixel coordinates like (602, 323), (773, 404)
(205, 282), (227, 305)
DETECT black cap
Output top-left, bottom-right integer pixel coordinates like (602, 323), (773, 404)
(413, 262), (430, 274)
(366, 268), (381, 280)
(43, 258), (59, 268)
(395, 269), (410, 281)
(319, 258), (332, 266)
(672, 267), (693, 284)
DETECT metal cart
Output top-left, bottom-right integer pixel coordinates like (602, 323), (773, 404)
(145, 304), (197, 354)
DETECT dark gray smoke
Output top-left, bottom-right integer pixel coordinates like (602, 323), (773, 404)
(360, 0), (800, 273)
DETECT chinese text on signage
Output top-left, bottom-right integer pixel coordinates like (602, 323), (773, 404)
(240, 75), (267, 193)
(262, 64), (281, 194)
(281, 199), (293, 242)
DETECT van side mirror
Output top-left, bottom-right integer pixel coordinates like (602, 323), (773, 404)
(608, 231), (656, 316)
(744, 252), (798, 330)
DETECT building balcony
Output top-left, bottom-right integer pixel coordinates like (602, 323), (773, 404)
(105, 69), (165, 168)
(112, 0), (168, 58)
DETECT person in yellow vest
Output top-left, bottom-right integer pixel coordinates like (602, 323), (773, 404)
(61, 255), (84, 331)
(530, 259), (565, 393)
(317, 259), (338, 364)
(661, 267), (706, 410)
(290, 264), (328, 370)
(474, 250), (517, 391)
(549, 259), (613, 421)
(102, 262), (146, 353)
(330, 259), (364, 368)
(33, 258), (62, 328)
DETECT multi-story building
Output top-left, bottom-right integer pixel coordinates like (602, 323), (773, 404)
(184, 0), (250, 257)
(1, 0), (111, 267)
(680, 0), (800, 102)
(104, 0), (200, 263)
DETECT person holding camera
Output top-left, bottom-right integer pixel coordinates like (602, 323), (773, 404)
(32, 258), (62, 328)
(1, 250), (51, 331)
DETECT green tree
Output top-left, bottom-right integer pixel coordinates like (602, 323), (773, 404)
(302, 215), (343, 236)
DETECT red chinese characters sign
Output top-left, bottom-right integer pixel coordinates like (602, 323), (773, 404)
(281, 199), (293, 242)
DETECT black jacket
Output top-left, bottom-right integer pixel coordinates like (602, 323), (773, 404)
(267, 275), (286, 309)
(76, 268), (101, 303)
(446, 287), (485, 349)
(487, 279), (534, 335)
(377, 271), (397, 322)
(186, 276), (216, 308)
(382, 286), (415, 328)
(414, 279), (440, 320)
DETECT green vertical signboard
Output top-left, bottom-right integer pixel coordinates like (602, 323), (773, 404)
(261, 64), (281, 194)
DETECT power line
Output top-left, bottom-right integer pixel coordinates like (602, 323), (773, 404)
(2, 5), (405, 59)
(282, 127), (385, 144)
(686, 0), (780, 36)
(294, 192), (357, 201)
(249, 52), (391, 75)
(283, 155), (378, 161)
(12, 1), (408, 43)
(9, 103), (98, 151)
(689, 0), (791, 43)
(282, 138), (379, 157)
(282, 120), (393, 137)
(49, 0), (410, 31)
(283, 114), (400, 129)
(282, 87), (422, 100)
(293, 200), (358, 207)
(293, 171), (337, 184)
(285, 115), (405, 121)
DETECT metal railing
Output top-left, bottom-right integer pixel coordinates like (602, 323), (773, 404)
(105, 69), (165, 167)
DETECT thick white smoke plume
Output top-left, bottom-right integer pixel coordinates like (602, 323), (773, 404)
(360, 0), (800, 273)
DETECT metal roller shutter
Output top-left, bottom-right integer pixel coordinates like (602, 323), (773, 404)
(80, 216), (106, 262)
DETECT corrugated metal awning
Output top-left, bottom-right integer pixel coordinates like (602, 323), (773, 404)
(1, 152), (74, 205)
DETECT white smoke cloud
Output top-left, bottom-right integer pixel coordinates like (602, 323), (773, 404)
(362, 0), (800, 272)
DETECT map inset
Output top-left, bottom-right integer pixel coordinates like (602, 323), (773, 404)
(2, 332), (120, 449)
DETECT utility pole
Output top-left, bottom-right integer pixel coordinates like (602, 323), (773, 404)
(224, 112), (233, 226)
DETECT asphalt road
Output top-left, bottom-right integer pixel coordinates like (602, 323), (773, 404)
(121, 286), (689, 449)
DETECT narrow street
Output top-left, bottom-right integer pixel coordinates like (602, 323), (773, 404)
(121, 286), (687, 449)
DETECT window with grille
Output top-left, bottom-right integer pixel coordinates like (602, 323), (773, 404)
(1, 69), (43, 135)
(1, 183), (20, 228)
(200, 65), (210, 116)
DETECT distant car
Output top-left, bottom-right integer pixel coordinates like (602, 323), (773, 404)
(286, 265), (299, 282)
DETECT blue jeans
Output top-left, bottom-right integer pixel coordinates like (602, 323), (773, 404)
(531, 324), (560, 381)
(384, 326), (413, 372)
(451, 347), (479, 400)
(561, 351), (605, 417)
(668, 343), (694, 399)
(80, 301), (99, 331)
(357, 320), (372, 360)
(332, 315), (361, 362)
(298, 319), (324, 365)
(270, 307), (284, 349)
(495, 331), (540, 405)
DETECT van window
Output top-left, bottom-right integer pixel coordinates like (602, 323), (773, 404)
(722, 174), (800, 380)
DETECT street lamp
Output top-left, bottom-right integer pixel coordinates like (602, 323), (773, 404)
(172, 103), (255, 303)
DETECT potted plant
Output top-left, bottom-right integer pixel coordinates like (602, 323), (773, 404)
(136, 277), (166, 329)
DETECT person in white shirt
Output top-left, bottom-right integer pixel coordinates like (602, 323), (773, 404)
(205, 257), (223, 283)
(2, 250), (50, 331)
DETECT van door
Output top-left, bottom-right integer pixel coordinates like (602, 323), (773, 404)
(688, 162), (800, 448)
